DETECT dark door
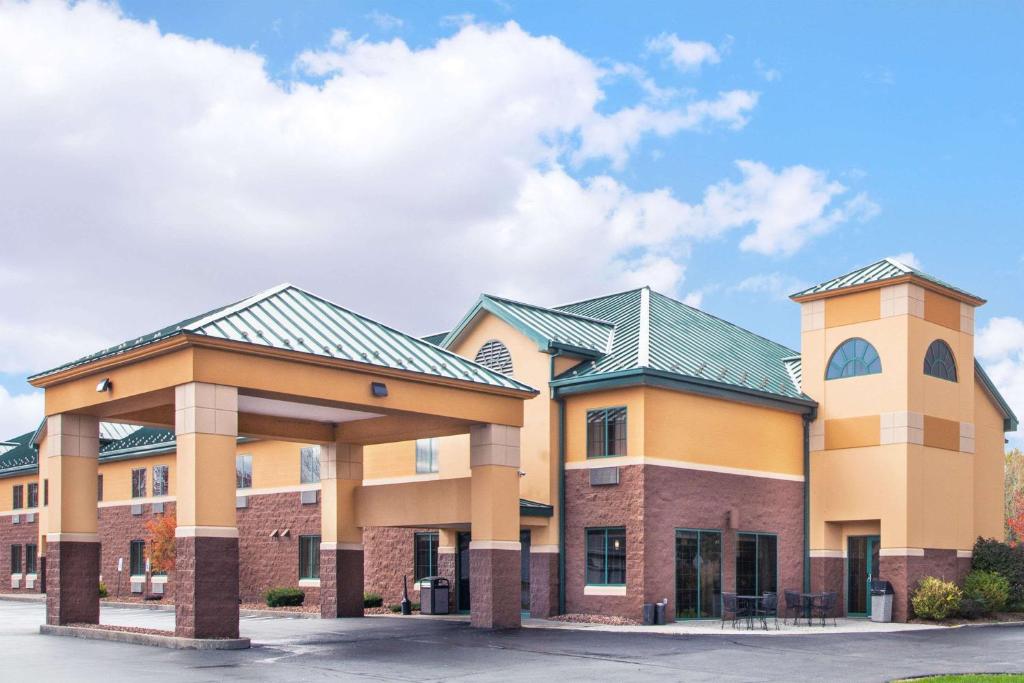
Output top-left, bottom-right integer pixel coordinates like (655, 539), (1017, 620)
(456, 531), (471, 612)
(847, 535), (880, 616)
(675, 529), (722, 619)
(520, 529), (531, 613)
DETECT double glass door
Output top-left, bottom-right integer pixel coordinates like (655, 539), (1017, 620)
(847, 535), (880, 616)
(675, 529), (722, 619)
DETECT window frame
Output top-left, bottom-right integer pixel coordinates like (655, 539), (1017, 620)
(25, 544), (37, 575)
(97, 474), (104, 502)
(12, 484), (23, 510)
(26, 482), (38, 509)
(923, 339), (958, 382)
(585, 526), (627, 586)
(43, 479), (48, 507)
(735, 531), (778, 597)
(825, 337), (882, 380)
(300, 446), (321, 484)
(10, 544), (22, 575)
(130, 467), (147, 499)
(299, 535), (321, 580)
(151, 465), (169, 497)
(586, 407), (628, 458)
(414, 531), (439, 581)
(235, 454), (253, 490)
(129, 539), (146, 576)
(415, 438), (439, 474)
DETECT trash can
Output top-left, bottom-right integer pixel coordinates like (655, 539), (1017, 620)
(655, 599), (667, 625)
(642, 603), (656, 625)
(870, 580), (893, 623)
(420, 576), (450, 615)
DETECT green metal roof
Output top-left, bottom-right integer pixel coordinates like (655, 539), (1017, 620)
(421, 332), (448, 346)
(441, 294), (614, 357)
(0, 432), (38, 477)
(99, 426), (177, 460)
(32, 284), (535, 395)
(791, 258), (983, 302)
(975, 361), (1019, 432)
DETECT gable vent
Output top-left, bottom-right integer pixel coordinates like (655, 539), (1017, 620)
(474, 340), (514, 376)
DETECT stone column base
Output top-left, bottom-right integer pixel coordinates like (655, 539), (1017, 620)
(38, 555), (47, 594)
(46, 541), (100, 626)
(470, 546), (520, 629)
(529, 552), (559, 618)
(437, 551), (457, 613)
(881, 549), (968, 622)
(809, 556), (845, 616)
(175, 536), (239, 639)
(320, 547), (364, 618)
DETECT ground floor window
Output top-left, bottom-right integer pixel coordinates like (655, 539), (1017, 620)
(130, 540), (146, 575)
(414, 532), (439, 580)
(299, 535), (321, 579)
(586, 527), (626, 585)
(736, 533), (777, 596)
(10, 545), (21, 574)
(25, 544), (37, 574)
(676, 529), (722, 619)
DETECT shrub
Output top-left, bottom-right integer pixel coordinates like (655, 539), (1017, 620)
(958, 597), (984, 619)
(264, 587), (305, 607)
(387, 602), (420, 613)
(972, 537), (1024, 607)
(98, 581), (109, 598)
(363, 592), (383, 608)
(910, 577), (962, 620)
(963, 570), (1010, 614)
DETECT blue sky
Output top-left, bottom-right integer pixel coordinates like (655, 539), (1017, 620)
(0, 1), (1021, 440)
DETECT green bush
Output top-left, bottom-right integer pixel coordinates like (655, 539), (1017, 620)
(363, 592), (383, 608)
(910, 577), (962, 620)
(98, 581), (109, 598)
(958, 597), (984, 619)
(971, 537), (1024, 607)
(387, 602), (420, 613)
(264, 587), (305, 607)
(963, 570), (1010, 614)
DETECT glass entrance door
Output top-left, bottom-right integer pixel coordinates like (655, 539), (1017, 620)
(456, 531), (471, 612)
(847, 535), (880, 616)
(675, 529), (722, 619)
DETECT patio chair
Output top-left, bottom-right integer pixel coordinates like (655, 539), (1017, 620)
(782, 590), (803, 625)
(812, 591), (838, 627)
(757, 592), (779, 630)
(721, 592), (744, 629)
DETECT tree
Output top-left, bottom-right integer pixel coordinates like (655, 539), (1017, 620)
(1007, 449), (1024, 546)
(144, 514), (177, 573)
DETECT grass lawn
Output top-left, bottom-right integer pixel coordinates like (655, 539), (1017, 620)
(894, 676), (1024, 682)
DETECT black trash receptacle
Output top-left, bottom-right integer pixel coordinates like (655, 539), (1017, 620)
(420, 577), (451, 615)
(642, 603), (656, 625)
(655, 600), (667, 625)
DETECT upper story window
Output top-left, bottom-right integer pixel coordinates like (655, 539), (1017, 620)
(26, 483), (38, 509)
(587, 407), (627, 458)
(152, 465), (169, 497)
(474, 340), (513, 376)
(924, 340), (957, 382)
(416, 438), (439, 474)
(12, 484), (23, 510)
(300, 446), (321, 484)
(131, 468), (147, 499)
(825, 338), (882, 380)
(236, 454), (253, 490)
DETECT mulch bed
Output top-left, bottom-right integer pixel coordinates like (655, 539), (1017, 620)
(910, 611), (1024, 626)
(549, 614), (641, 626)
(68, 623), (174, 637)
(240, 602), (319, 613)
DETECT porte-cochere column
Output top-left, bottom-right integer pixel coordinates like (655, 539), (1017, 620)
(174, 382), (240, 639)
(320, 442), (364, 618)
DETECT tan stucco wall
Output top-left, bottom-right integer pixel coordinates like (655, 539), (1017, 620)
(0, 473), (39, 513)
(98, 454), (177, 502)
(565, 386), (645, 462)
(974, 379), (1009, 540)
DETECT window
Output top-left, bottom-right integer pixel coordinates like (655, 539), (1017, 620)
(131, 468), (147, 499)
(586, 527), (626, 585)
(735, 533), (777, 596)
(130, 540), (146, 576)
(415, 438), (439, 474)
(43, 480), (48, 507)
(26, 483), (38, 509)
(300, 446), (321, 484)
(236, 454), (253, 489)
(25, 544), (37, 574)
(586, 407), (627, 458)
(299, 535), (321, 579)
(152, 465), (169, 497)
(474, 340), (513, 376)
(97, 474), (104, 502)
(414, 532), (439, 581)
(12, 484), (23, 510)
(924, 340), (957, 382)
(825, 338), (882, 380)
(10, 545), (21, 575)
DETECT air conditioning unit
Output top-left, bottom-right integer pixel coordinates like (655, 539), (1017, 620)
(11, 514), (19, 525)
(25, 513), (35, 523)
(590, 467), (620, 486)
(25, 576), (35, 589)
(151, 502), (164, 514)
(10, 576), (20, 589)
(300, 490), (317, 505)
(130, 580), (144, 594)
(131, 504), (143, 516)
(151, 582), (164, 595)
(235, 495), (249, 509)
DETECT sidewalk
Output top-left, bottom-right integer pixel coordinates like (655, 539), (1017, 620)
(523, 616), (943, 635)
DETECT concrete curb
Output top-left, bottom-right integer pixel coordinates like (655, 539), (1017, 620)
(0, 593), (44, 603)
(40, 624), (251, 650)
(0, 595), (321, 619)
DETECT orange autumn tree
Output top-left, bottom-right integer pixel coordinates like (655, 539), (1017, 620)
(144, 514), (177, 573)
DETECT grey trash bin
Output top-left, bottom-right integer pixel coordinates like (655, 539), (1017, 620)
(870, 580), (893, 623)
(642, 603), (656, 625)
(420, 576), (450, 615)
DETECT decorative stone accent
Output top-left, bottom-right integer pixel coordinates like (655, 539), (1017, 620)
(880, 411), (924, 445)
(881, 283), (925, 318)
(529, 551), (559, 618)
(809, 419), (824, 452)
(469, 424), (521, 468)
(175, 535), (239, 639)
(960, 302), (975, 335)
(809, 555), (845, 617)
(320, 547), (363, 618)
(46, 541), (100, 626)
(959, 422), (976, 454)
(801, 300), (824, 332)
(470, 547), (520, 628)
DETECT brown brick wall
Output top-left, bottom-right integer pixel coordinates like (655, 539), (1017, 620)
(0, 514), (41, 594)
(46, 541), (100, 625)
(363, 526), (430, 605)
(175, 535), (239, 639)
(882, 549), (970, 622)
(99, 502), (176, 598)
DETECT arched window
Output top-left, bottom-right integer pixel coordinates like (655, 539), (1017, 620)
(474, 340), (513, 376)
(924, 340), (957, 382)
(826, 338), (882, 380)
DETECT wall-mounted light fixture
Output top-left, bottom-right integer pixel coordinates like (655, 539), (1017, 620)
(96, 378), (112, 393)
(370, 382), (388, 398)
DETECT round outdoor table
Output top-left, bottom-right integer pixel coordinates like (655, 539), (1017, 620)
(735, 595), (765, 630)
(800, 592), (824, 626)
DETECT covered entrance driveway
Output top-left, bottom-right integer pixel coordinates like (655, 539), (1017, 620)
(28, 285), (537, 640)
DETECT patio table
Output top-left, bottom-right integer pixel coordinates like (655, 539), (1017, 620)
(800, 593), (824, 626)
(735, 595), (765, 630)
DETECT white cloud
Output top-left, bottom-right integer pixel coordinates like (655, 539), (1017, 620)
(754, 58), (781, 82)
(682, 291), (704, 308)
(731, 273), (808, 300)
(647, 33), (721, 72)
(0, 387), (43, 440)
(366, 10), (403, 31)
(887, 252), (922, 270)
(977, 317), (1024, 439)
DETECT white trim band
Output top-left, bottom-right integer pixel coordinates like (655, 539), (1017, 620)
(361, 474), (441, 487)
(531, 545), (560, 554)
(878, 547), (925, 557)
(957, 550), (973, 559)
(584, 585), (627, 596)
(320, 542), (363, 551)
(565, 455), (805, 482)
(437, 546), (456, 555)
(298, 578), (321, 588)
(99, 495), (175, 509)
(0, 507), (39, 518)
(809, 549), (845, 559)
(151, 575), (168, 585)
(47, 533), (99, 543)
(469, 541), (521, 551)
(175, 526), (239, 539)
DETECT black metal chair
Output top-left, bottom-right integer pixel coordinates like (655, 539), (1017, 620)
(783, 590), (803, 625)
(758, 592), (779, 630)
(812, 591), (838, 626)
(721, 592), (744, 629)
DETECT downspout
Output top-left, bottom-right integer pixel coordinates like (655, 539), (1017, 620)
(551, 351), (568, 616)
(802, 414), (811, 593)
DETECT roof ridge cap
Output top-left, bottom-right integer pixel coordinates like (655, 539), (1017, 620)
(185, 283), (295, 332)
(637, 287), (651, 367)
(882, 257), (913, 273)
(553, 286), (647, 311)
(483, 293), (615, 326)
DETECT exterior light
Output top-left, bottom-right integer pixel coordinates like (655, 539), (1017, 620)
(371, 382), (388, 397)
(96, 378), (112, 393)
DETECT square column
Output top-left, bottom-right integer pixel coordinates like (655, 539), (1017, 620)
(45, 414), (100, 626)
(320, 442), (364, 618)
(469, 424), (521, 629)
(174, 383), (239, 639)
